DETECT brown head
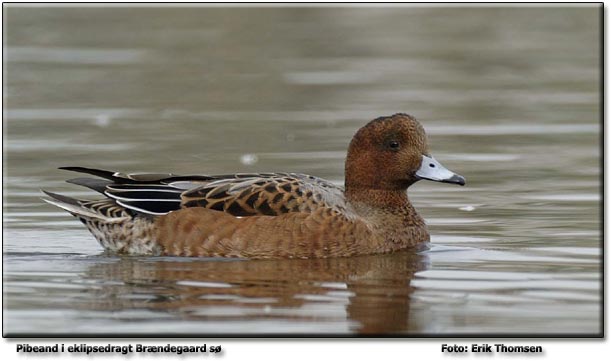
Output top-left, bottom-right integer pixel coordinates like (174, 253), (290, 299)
(345, 113), (465, 192)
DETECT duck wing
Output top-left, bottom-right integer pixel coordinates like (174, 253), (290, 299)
(59, 167), (347, 217)
(179, 173), (347, 216)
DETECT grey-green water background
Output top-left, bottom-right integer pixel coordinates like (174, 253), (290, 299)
(2, 5), (601, 335)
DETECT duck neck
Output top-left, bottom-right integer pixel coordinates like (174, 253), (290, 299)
(344, 187), (424, 227)
(345, 186), (407, 208)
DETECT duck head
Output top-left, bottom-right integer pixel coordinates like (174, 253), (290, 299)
(345, 113), (465, 191)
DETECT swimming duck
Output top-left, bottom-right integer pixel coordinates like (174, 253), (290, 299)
(43, 113), (465, 259)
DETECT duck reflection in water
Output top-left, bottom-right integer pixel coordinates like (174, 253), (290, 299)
(81, 251), (428, 335)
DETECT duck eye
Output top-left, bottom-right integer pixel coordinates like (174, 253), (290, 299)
(388, 140), (400, 150)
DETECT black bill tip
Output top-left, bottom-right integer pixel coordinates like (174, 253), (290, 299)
(442, 174), (466, 186)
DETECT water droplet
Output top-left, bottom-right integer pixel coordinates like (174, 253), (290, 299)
(459, 205), (475, 212)
(240, 153), (258, 165)
(94, 114), (111, 127)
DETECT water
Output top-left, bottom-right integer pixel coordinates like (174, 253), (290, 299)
(2, 5), (601, 335)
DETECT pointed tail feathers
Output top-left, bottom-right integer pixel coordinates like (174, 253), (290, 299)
(41, 190), (128, 223)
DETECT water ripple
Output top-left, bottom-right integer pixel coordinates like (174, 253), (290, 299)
(4, 46), (150, 65)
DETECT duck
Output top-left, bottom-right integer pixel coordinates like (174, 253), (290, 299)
(42, 113), (465, 259)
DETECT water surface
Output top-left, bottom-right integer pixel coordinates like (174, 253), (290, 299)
(2, 5), (601, 335)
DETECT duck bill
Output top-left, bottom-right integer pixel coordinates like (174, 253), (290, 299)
(415, 155), (466, 186)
